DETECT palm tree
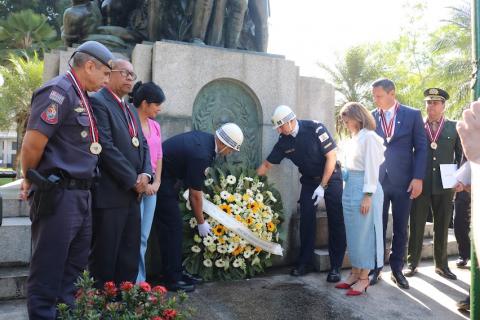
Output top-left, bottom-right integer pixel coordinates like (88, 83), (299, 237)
(0, 53), (43, 173)
(0, 9), (57, 57)
(319, 45), (380, 135)
(429, 0), (471, 119)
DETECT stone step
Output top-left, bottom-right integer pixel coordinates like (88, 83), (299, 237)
(0, 217), (31, 266)
(0, 299), (28, 320)
(0, 267), (28, 300)
(313, 229), (458, 271)
(0, 180), (29, 219)
(291, 210), (434, 249)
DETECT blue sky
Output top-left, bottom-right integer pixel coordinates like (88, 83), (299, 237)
(268, 0), (464, 77)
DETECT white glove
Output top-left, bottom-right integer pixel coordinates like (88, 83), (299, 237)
(198, 221), (212, 237)
(312, 185), (325, 206)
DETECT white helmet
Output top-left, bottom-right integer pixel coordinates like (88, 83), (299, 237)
(271, 105), (296, 128)
(215, 123), (244, 151)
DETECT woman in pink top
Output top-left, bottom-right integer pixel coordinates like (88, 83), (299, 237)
(130, 81), (165, 283)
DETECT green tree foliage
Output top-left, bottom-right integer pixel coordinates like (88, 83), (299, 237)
(319, 46), (379, 135)
(0, 9), (58, 56)
(0, 53), (44, 166)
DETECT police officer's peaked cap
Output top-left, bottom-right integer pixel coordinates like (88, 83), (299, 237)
(72, 41), (114, 69)
(423, 88), (449, 101)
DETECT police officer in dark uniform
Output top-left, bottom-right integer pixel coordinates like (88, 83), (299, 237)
(20, 41), (113, 319)
(256, 105), (346, 282)
(155, 123), (244, 292)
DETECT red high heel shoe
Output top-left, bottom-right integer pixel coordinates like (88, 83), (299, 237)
(335, 281), (356, 289)
(346, 278), (369, 296)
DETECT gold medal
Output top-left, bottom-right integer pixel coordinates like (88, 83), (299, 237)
(90, 142), (102, 155)
(430, 142), (437, 150)
(132, 136), (140, 147)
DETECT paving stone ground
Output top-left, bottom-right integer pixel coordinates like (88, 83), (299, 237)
(0, 258), (470, 320)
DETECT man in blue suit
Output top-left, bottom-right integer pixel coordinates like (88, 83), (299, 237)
(369, 78), (427, 289)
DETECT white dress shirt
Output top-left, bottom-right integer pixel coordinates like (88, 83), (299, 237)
(380, 102), (398, 136)
(345, 128), (385, 193)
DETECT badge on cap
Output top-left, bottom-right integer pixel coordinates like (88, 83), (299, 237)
(41, 103), (58, 124)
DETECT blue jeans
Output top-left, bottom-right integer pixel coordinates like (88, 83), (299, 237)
(136, 194), (157, 283)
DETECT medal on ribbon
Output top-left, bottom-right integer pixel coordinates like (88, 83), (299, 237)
(106, 88), (140, 148)
(424, 116), (445, 150)
(66, 69), (102, 155)
(380, 102), (399, 143)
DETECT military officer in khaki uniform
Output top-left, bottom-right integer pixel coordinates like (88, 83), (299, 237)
(405, 88), (462, 280)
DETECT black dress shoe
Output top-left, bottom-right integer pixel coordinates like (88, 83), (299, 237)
(165, 280), (195, 292)
(391, 271), (409, 289)
(182, 270), (203, 285)
(404, 265), (417, 277)
(435, 267), (457, 280)
(369, 268), (382, 286)
(290, 264), (314, 277)
(456, 257), (469, 268)
(457, 296), (470, 311)
(326, 268), (341, 283)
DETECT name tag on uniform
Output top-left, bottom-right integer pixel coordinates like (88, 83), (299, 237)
(285, 148), (295, 154)
(319, 132), (329, 142)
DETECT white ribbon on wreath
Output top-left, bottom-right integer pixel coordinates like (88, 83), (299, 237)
(183, 190), (283, 256)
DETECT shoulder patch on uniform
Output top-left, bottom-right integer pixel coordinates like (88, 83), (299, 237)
(49, 90), (65, 105)
(319, 132), (330, 143)
(315, 126), (324, 133)
(324, 142), (332, 149)
(41, 103), (59, 124)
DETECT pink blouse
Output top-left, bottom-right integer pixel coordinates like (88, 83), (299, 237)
(144, 118), (163, 173)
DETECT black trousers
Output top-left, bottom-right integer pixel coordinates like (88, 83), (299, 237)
(454, 191), (471, 260)
(27, 189), (91, 320)
(89, 199), (141, 289)
(297, 179), (346, 269)
(154, 177), (184, 283)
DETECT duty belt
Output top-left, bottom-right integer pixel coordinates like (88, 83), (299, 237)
(58, 177), (93, 190)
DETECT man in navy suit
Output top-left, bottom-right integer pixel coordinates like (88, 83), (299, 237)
(370, 78), (427, 289)
(89, 59), (152, 288)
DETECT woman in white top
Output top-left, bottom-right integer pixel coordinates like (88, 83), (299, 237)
(335, 102), (385, 296)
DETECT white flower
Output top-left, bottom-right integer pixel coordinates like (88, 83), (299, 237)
(191, 245), (201, 253)
(263, 215), (272, 223)
(207, 244), (217, 252)
(204, 167), (211, 176)
(215, 259), (225, 268)
(220, 191), (230, 200)
(234, 193), (242, 202)
(255, 193), (264, 202)
(257, 182), (264, 188)
(243, 250), (253, 259)
(204, 194), (210, 199)
(227, 243), (237, 253)
(204, 178), (214, 186)
(233, 205), (242, 215)
(213, 195), (221, 204)
(226, 175), (237, 185)
(203, 236), (215, 246)
(246, 189), (253, 196)
(233, 258), (243, 268)
(239, 239), (247, 246)
(193, 234), (202, 243)
(244, 177), (253, 182)
(217, 244), (227, 254)
(266, 191), (277, 202)
(203, 259), (213, 267)
(189, 217), (197, 228)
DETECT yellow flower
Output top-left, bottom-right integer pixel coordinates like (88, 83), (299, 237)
(247, 201), (260, 213)
(213, 225), (226, 236)
(232, 236), (241, 243)
(255, 247), (262, 253)
(267, 222), (276, 232)
(232, 245), (244, 256)
(217, 237), (226, 244)
(227, 194), (236, 203)
(242, 194), (250, 201)
(235, 215), (243, 222)
(219, 204), (232, 215)
(254, 222), (263, 230)
(246, 217), (254, 225)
